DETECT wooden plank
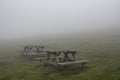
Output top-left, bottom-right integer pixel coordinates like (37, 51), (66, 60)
(34, 57), (46, 60)
(57, 60), (90, 66)
(29, 53), (47, 55)
(43, 60), (90, 66)
(44, 61), (58, 66)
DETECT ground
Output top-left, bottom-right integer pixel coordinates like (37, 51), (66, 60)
(0, 35), (120, 80)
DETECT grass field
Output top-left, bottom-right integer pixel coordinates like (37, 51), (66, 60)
(0, 35), (120, 80)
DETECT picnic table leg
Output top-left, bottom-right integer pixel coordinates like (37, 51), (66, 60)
(41, 60), (47, 67)
(81, 62), (87, 67)
(41, 47), (44, 52)
(72, 53), (76, 61)
(47, 52), (51, 61)
(25, 47), (29, 55)
(63, 53), (67, 61)
(29, 46), (33, 52)
(35, 47), (40, 53)
(58, 65), (67, 72)
(51, 52), (57, 61)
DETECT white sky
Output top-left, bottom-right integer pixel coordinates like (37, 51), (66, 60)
(0, 0), (120, 40)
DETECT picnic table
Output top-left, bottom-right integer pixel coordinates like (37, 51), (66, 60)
(44, 50), (77, 62)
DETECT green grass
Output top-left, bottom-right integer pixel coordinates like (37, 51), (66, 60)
(0, 36), (120, 80)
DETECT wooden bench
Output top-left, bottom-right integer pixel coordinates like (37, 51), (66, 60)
(43, 60), (90, 67)
(35, 56), (64, 67)
(57, 60), (90, 66)
(34, 57), (47, 61)
(34, 56), (64, 61)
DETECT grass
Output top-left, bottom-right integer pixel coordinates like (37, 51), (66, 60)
(0, 36), (120, 80)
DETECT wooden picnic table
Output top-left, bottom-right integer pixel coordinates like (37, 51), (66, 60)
(19, 45), (45, 55)
(44, 50), (77, 62)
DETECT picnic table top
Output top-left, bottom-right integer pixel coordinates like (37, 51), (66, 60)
(20, 45), (45, 47)
(43, 50), (77, 53)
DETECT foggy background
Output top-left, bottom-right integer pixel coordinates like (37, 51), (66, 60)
(0, 0), (120, 42)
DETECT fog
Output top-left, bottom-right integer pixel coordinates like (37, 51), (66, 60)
(0, 0), (120, 41)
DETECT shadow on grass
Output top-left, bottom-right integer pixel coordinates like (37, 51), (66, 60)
(43, 65), (90, 75)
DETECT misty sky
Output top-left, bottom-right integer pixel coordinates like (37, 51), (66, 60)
(0, 0), (120, 40)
